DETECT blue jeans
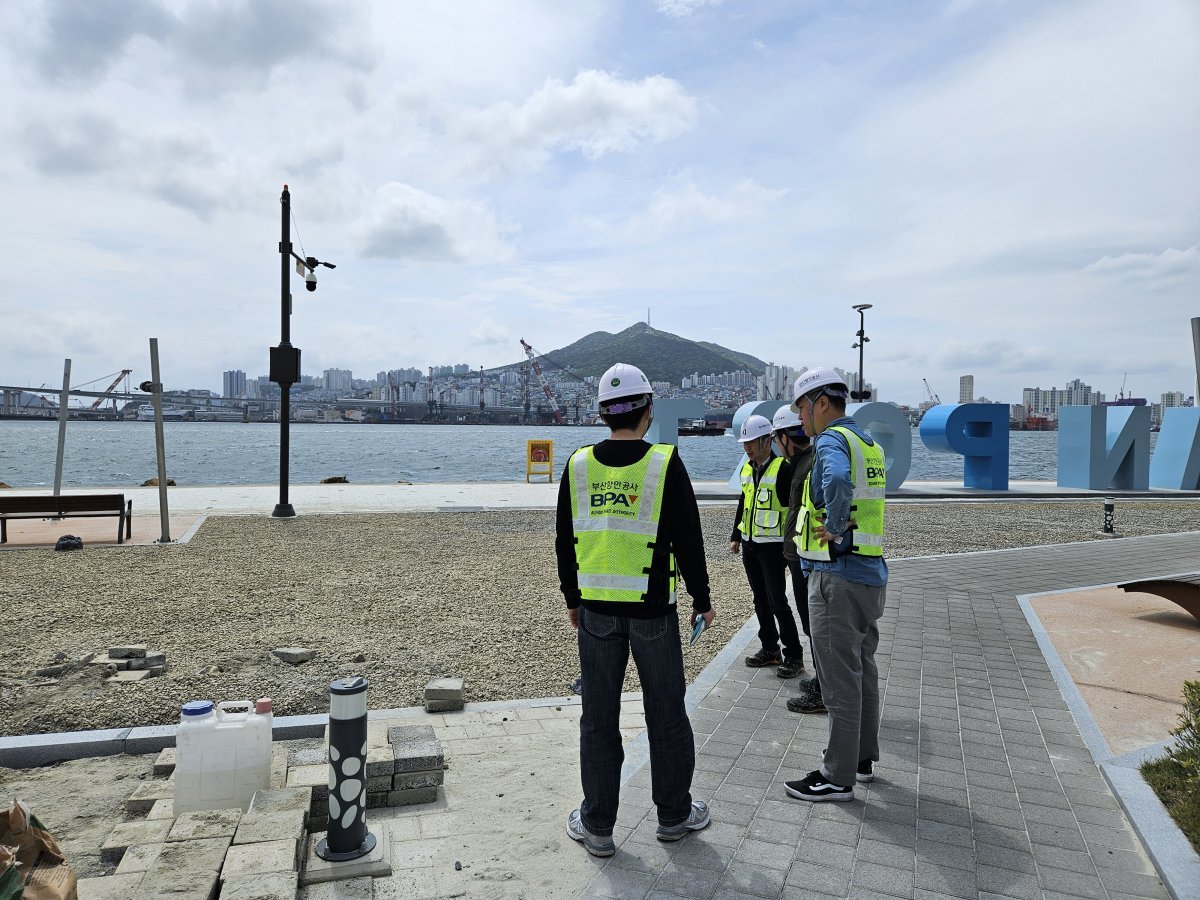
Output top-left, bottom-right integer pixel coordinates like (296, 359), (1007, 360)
(578, 608), (695, 835)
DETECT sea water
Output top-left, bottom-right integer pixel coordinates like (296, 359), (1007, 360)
(0, 419), (1082, 488)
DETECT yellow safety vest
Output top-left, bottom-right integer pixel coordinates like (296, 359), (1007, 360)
(568, 444), (676, 604)
(738, 456), (786, 543)
(796, 426), (886, 561)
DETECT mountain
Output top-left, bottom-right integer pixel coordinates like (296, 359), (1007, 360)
(507, 323), (767, 385)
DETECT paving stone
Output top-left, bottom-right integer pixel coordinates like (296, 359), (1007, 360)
(303, 876), (373, 899)
(149, 836), (231, 874)
(132, 869), (219, 899)
(287, 746), (326, 767)
(655, 860), (724, 898)
(973, 863), (1040, 900)
(221, 838), (299, 878)
(586, 865), (657, 899)
(271, 647), (315, 664)
(108, 669), (151, 683)
(852, 861), (916, 898)
(78, 873), (145, 899)
(365, 746), (395, 777)
(719, 859), (788, 898)
(425, 676), (464, 700)
(109, 645), (148, 659)
(1037, 864), (1106, 899)
(387, 786), (438, 806)
(126, 776), (176, 814)
(232, 807), (306, 846)
(167, 808), (242, 842)
(153, 747), (177, 776)
(145, 799), (175, 820)
(115, 842), (165, 875)
(392, 769), (444, 790)
(786, 861), (851, 897)
(388, 723), (444, 773)
(249, 786), (312, 819)
(100, 817), (174, 864)
(219, 871), (299, 900)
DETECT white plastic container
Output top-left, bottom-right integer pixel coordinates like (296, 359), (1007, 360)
(173, 699), (272, 814)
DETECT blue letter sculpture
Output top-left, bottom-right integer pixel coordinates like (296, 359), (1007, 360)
(1149, 408), (1200, 490)
(1058, 406), (1150, 491)
(919, 403), (1009, 490)
(849, 402), (912, 491)
(644, 398), (706, 448)
(726, 400), (786, 490)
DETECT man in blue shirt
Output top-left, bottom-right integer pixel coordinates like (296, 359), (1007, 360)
(785, 368), (888, 802)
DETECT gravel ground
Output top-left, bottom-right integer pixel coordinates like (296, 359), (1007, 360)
(0, 500), (1196, 737)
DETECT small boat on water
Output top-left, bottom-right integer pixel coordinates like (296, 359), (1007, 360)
(678, 418), (726, 436)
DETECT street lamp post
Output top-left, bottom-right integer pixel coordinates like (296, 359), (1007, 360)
(269, 184), (335, 518)
(850, 303), (873, 401)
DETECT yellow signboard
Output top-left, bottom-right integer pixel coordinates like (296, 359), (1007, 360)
(526, 440), (553, 483)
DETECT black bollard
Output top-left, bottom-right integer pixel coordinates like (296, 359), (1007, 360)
(1103, 497), (1115, 534)
(316, 676), (377, 861)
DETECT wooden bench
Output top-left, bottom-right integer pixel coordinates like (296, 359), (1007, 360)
(0, 494), (132, 545)
(1118, 573), (1200, 625)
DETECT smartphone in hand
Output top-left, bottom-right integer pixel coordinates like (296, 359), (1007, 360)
(689, 616), (707, 646)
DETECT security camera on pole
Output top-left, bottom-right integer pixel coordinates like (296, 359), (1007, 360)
(850, 303), (873, 401)
(270, 184), (336, 518)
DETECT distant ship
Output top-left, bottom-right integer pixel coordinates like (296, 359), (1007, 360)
(137, 404), (188, 421)
(678, 418), (726, 436)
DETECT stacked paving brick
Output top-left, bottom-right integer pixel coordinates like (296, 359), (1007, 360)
(299, 722), (445, 830)
(98, 644), (168, 683)
(424, 676), (465, 712)
(78, 747), (303, 900)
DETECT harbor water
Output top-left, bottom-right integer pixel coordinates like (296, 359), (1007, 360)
(0, 420), (1096, 488)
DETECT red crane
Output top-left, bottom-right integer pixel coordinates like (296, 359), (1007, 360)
(519, 338), (564, 423)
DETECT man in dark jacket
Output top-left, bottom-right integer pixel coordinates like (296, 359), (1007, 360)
(557, 362), (714, 857)
(773, 406), (823, 711)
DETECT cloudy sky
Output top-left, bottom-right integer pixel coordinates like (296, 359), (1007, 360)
(2, 0), (1197, 406)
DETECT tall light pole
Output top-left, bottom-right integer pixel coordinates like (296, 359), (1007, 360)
(851, 303), (873, 401)
(270, 184), (335, 518)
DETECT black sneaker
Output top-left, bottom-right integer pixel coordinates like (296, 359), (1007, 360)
(785, 770), (854, 802)
(776, 657), (804, 679)
(786, 693), (826, 714)
(819, 748), (875, 783)
(796, 676), (819, 695)
(745, 648), (783, 668)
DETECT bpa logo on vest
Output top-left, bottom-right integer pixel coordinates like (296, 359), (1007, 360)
(591, 491), (640, 508)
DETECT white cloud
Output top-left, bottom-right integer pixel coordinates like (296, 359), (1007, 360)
(656, 0), (724, 19)
(457, 69), (698, 176)
(470, 317), (510, 347)
(1082, 246), (1200, 288)
(354, 182), (514, 263)
(626, 178), (786, 239)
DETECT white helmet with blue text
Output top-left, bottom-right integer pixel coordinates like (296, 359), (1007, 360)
(771, 406), (804, 435)
(790, 367), (850, 413)
(738, 414), (774, 443)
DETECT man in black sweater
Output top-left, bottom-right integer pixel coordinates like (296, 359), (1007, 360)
(557, 362), (714, 858)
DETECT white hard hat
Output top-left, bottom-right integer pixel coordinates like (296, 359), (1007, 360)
(772, 407), (804, 435)
(597, 362), (653, 405)
(738, 414), (774, 443)
(790, 367), (849, 413)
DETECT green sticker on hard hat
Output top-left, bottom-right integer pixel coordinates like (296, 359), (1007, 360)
(611, 378), (620, 386)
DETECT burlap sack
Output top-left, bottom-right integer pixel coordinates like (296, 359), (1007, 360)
(0, 800), (77, 900)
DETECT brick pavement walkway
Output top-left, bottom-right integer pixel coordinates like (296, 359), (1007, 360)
(578, 532), (1200, 900)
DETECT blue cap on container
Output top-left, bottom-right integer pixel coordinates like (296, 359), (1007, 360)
(181, 700), (214, 716)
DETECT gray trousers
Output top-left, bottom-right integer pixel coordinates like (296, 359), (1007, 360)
(807, 570), (886, 786)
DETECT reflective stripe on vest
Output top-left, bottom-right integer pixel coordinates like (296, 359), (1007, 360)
(569, 444), (676, 603)
(795, 426), (886, 560)
(738, 456), (786, 543)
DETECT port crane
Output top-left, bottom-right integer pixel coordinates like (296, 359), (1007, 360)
(1117, 372), (1128, 401)
(519, 338), (564, 423)
(922, 378), (941, 405)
